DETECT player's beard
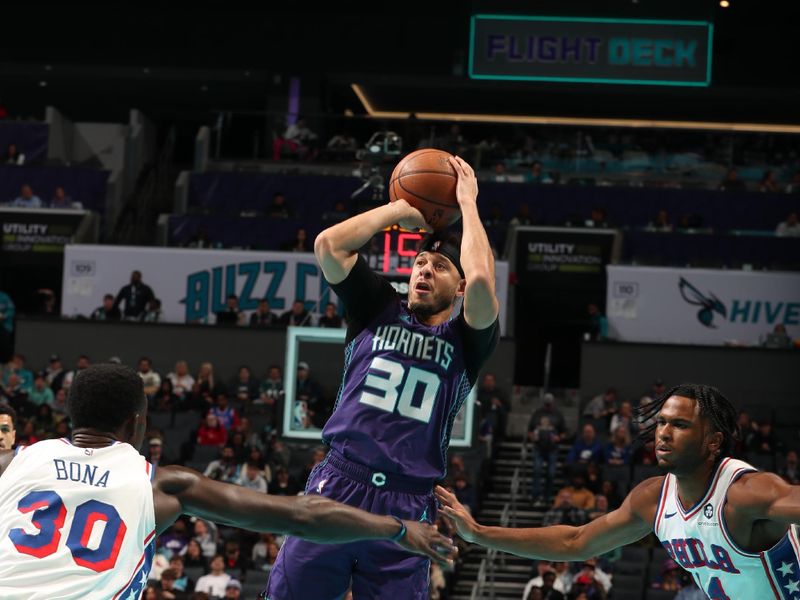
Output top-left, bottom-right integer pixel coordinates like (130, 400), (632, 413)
(409, 293), (454, 320)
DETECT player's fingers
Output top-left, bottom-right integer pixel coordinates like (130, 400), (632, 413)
(435, 485), (455, 502)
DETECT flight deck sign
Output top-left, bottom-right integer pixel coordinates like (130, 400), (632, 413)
(469, 15), (713, 86)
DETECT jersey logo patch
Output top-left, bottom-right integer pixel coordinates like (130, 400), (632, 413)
(704, 503), (714, 519)
(316, 479), (328, 494)
(665, 511), (677, 519)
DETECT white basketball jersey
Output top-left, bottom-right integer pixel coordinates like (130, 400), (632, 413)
(0, 439), (156, 600)
(655, 456), (800, 600)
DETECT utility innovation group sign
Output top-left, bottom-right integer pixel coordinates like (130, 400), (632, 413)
(469, 15), (713, 86)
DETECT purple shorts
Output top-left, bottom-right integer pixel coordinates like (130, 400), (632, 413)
(264, 450), (437, 600)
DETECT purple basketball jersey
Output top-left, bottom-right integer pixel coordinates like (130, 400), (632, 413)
(322, 297), (475, 481)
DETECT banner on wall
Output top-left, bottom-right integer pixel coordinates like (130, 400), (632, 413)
(606, 265), (800, 345)
(61, 245), (509, 333)
(1, 208), (95, 266)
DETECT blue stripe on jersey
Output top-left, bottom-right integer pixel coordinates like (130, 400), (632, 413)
(439, 370), (472, 475)
(115, 536), (155, 600)
(765, 530), (800, 600)
(322, 339), (355, 446)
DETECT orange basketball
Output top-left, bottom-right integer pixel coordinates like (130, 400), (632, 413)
(388, 148), (461, 230)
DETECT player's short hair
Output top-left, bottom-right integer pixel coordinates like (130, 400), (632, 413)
(67, 364), (145, 431)
(638, 383), (739, 457)
(0, 404), (18, 429)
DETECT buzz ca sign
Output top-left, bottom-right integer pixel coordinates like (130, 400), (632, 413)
(607, 266), (800, 346)
(469, 15), (713, 86)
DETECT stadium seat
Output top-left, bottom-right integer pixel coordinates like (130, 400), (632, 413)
(193, 444), (222, 464)
(646, 588), (679, 600)
(613, 573), (645, 593)
(633, 465), (661, 485)
(603, 465), (632, 490)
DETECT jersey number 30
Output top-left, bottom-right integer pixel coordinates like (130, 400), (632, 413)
(360, 357), (441, 423)
(9, 490), (127, 572)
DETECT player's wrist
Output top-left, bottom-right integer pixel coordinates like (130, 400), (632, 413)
(388, 515), (407, 542)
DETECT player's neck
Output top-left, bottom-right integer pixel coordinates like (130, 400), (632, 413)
(71, 429), (121, 448)
(674, 458), (719, 509)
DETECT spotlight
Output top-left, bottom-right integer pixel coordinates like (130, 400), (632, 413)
(720, 0), (730, 7)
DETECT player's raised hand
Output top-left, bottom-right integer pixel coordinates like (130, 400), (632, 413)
(397, 520), (458, 566)
(435, 484), (479, 543)
(448, 156), (478, 207)
(393, 198), (429, 232)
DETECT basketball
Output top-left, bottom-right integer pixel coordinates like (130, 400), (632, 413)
(388, 148), (461, 230)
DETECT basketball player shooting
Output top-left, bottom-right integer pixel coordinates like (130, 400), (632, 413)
(0, 365), (456, 599)
(437, 384), (800, 600)
(266, 155), (500, 599)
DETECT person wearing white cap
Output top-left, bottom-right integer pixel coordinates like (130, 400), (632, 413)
(225, 578), (242, 599)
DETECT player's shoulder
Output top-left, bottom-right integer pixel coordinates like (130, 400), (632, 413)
(628, 475), (667, 513)
(727, 470), (787, 510)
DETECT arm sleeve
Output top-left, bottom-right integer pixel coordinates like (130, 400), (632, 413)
(330, 255), (397, 344)
(457, 313), (500, 385)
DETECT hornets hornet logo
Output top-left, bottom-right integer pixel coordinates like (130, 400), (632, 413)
(679, 278), (727, 328)
(703, 503), (714, 519)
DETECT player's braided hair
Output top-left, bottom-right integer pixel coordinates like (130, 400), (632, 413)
(637, 383), (740, 458)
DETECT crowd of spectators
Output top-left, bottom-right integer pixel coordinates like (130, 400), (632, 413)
(3, 180), (84, 210)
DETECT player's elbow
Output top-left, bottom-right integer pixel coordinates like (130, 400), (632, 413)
(568, 526), (595, 561)
(314, 231), (334, 262)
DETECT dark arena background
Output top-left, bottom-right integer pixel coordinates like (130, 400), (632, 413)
(1, 1), (799, 598)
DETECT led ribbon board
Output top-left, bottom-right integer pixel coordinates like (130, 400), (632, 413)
(470, 15), (713, 87)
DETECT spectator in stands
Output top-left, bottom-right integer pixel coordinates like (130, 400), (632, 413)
(326, 130), (358, 155)
(153, 379), (179, 412)
(196, 362), (217, 396)
(780, 450), (800, 485)
(491, 161), (509, 182)
(192, 519), (218, 560)
(600, 480), (622, 510)
(604, 426), (632, 466)
(300, 446), (327, 483)
(523, 561), (567, 598)
(271, 465), (300, 496)
(197, 413), (228, 447)
(282, 227), (310, 252)
(582, 388), (617, 421)
(161, 519), (190, 558)
(215, 294), (245, 326)
(759, 169), (780, 192)
(478, 372), (509, 443)
(61, 354), (90, 393)
(0, 404), (17, 450)
(194, 555), (231, 596)
(296, 361), (328, 428)
(11, 183), (42, 208)
(763, 323), (792, 348)
(238, 461), (268, 493)
(52, 387), (68, 421)
(719, 167), (746, 191)
(90, 293), (122, 321)
(527, 161), (554, 185)
(231, 366), (259, 407)
(114, 270), (155, 320)
(33, 403), (55, 437)
(210, 392), (241, 431)
(556, 471), (595, 511)
(146, 437), (173, 467)
(158, 568), (187, 600)
(609, 400), (638, 439)
(574, 558), (612, 595)
(5, 142), (24, 165)
(278, 299), (311, 327)
(50, 186), (81, 209)
(528, 394), (566, 505)
(452, 473), (477, 515)
(273, 116), (319, 161)
(167, 360), (195, 402)
(249, 299), (278, 327)
(267, 192), (292, 218)
(168, 554), (194, 593)
(185, 226), (215, 249)
(674, 577), (707, 600)
(543, 489), (588, 527)
(44, 354), (65, 393)
(776, 211), (800, 237)
(142, 298), (163, 322)
(585, 303), (608, 341)
(747, 421), (782, 458)
(15, 420), (39, 445)
(649, 209), (673, 232)
(322, 200), (350, 223)
(587, 494), (609, 521)
(28, 373), (54, 407)
(204, 445), (242, 483)
(3, 353), (33, 394)
(441, 123), (468, 157)
(652, 559), (682, 591)
(137, 357), (161, 398)
(183, 539), (208, 570)
(567, 424), (603, 466)
(256, 365), (283, 429)
(317, 302), (342, 328)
